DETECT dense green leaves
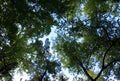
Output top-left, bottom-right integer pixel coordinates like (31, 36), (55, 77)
(0, 0), (73, 80)
(54, 0), (120, 80)
(0, 0), (120, 81)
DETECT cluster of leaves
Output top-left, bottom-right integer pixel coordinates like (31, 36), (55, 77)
(0, 24), (26, 80)
(54, 0), (120, 81)
(1, 0), (120, 81)
(21, 38), (61, 81)
(0, 0), (76, 80)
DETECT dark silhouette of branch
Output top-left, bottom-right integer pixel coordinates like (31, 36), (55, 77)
(61, 75), (64, 81)
(94, 59), (120, 81)
(104, 59), (119, 69)
(79, 61), (94, 81)
(94, 43), (114, 80)
(101, 26), (111, 41)
(73, 55), (94, 81)
(117, 19), (120, 26)
(102, 43), (113, 68)
(39, 70), (47, 81)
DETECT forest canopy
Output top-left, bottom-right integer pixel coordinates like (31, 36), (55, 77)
(0, 0), (120, 81)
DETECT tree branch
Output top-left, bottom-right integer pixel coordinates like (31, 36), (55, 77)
(94, 59), (120, 80)
(94, 43), (114, 80)
(102, 43), (113, 68)
(73, 55), (94, 81)
(39, 70), (47, 81)
(101, 26), (111, 41)
(104, 59), (120, 70)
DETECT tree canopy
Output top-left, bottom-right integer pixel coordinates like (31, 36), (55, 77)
(0, 0), (120, 81)
(0, 0), (72, 80)
(54, 0), (120, 80)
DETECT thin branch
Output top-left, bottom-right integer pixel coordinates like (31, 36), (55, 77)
(39, 70), (47, 81)
(102, 43), (113, 68)
(101, 26), (111, 41)
(117, 19), (120, 26)
(94, 67), (104, 81)
(104, 59), (120, 69)
(79, 62), (94, 81)
(94, 43), (114, 80)
(73, 55), (94, 81)
(94, 59), (119, 80)
(61, 75), (64, 81)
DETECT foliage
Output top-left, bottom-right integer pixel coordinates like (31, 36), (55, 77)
(54, 0), (120, 81)
(0, 0), (120, 81)
(24, 38), (61, 81)
(0, 0), (74, 80)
